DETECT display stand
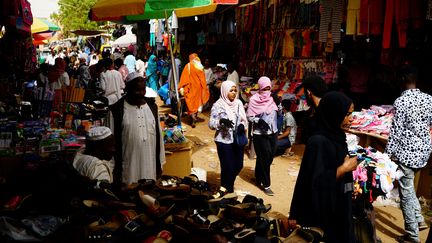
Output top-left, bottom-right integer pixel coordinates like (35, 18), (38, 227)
(163, 139), (193, 178)
(346, 129), (388, 152)
(347, 129), (432, 199)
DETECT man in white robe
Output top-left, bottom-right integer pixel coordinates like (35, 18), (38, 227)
(100, 58), (125, 105)
(73, 126), (115, 184)
(110, 72), (165, 185)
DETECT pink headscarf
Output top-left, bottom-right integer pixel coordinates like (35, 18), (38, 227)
(215, 80), (247, 125)
(247, 76), (278, 116)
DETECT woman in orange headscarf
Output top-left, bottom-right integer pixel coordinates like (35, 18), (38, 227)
(178, 53), (210, 127)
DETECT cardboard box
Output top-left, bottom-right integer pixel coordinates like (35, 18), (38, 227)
(163, 140), (193, 178)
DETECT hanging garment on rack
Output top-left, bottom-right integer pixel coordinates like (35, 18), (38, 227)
(346, 0), (362, 35)
(283, 30), (296, 58)
(301, 29), (313, 57)
(382, 0), (409, 49)
(383, 0), (423, 48)
(319, 0), (343, 43)
(427, 0), (432, 21)
(359, 0), (384, 36)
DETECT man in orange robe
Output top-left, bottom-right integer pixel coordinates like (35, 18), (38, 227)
(178, 53), (210, 127)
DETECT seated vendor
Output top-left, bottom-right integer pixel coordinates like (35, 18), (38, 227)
(276, 99), (297, 157)
(73, 126), (115, 184)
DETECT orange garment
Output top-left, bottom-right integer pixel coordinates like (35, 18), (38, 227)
(178, 53), (210, 114)
(282, 30), (295, 58)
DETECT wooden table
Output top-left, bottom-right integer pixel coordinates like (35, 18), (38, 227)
(346, 129), (388, 152)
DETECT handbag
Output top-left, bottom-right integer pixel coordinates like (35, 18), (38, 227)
(233, 105), (248, 147)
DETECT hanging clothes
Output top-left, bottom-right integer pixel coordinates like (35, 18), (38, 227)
(382, 0), (409, 49)
(359, 0), (384, 36)
(382, 0), (422, 49)
(282, 30), (295, 58)
(319, 0), (343, 43)
(149, 19), (157, 47)
(346, 0), (361, 36)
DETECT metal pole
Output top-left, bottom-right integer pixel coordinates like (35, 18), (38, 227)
(165, 10), (181, 125)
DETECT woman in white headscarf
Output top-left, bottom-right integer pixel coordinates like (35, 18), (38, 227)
(209, 80), (248, 193)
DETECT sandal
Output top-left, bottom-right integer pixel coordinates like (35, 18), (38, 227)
(281, 152), (295, 157)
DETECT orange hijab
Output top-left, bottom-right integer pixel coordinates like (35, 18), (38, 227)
(178, 53), (209, 114)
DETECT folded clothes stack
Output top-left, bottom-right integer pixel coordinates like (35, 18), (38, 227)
(350, 105), (394, 137)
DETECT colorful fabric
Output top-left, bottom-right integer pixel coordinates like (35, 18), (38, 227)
(178, 53), (209, 114)
(146, 55), (158, 91)
(319, 0), (343, 43)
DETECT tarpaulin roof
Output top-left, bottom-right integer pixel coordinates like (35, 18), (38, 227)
(31, 18), (60, 34)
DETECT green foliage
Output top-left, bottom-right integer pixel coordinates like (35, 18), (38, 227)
(50, 0), (102, 37)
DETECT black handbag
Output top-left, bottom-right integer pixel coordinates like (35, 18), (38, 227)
(233, 105), (248, 147)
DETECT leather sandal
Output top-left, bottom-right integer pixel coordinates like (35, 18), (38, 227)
(208, 187), (238, 203)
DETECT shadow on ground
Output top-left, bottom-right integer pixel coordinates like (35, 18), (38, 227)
(375, 207), (404, 238)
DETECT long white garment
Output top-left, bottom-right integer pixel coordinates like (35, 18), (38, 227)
(135, 59), (146, 77)
(121, 101), (165, 184)
(100, 70), (125, 105)
(73, 148), (114, 183)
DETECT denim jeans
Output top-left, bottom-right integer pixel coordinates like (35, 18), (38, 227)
(275, 138), (291, 156)
(398, 164), (424, 243)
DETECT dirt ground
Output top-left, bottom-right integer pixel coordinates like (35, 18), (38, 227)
(173, 110), (430, 243)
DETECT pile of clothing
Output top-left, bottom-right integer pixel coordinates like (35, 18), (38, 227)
(350, 146), (403, 202)
(350, 105), (394, 137)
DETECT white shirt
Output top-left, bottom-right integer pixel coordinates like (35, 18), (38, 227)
(73, 148), (113, 183)
(386, 89), (432, 168)
(149, 19), (157, 33)
(45, 55), (57, 65)
(124, 55), (136, 74)
(136, 59), (146, 77)
(121, 101), (166, 184)
(100, 70), (125, 105)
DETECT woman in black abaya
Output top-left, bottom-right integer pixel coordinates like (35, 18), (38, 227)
(289, 91), (357, 243)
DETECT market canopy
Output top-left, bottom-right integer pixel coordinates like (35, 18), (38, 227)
(112, 33), (137, 48)
(31, 18), (60, 34)
(89, 0), (238, 21)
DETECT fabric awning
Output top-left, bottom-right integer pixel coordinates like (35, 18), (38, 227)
(90, 0), (146, 20)
(31, 18), (60, 34)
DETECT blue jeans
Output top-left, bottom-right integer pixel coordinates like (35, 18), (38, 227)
(275, 138), (291, 156)
(398, 164), (424, 243)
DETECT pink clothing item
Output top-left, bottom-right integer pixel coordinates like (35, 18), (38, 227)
(247, 77), (278, 116)
(118, 65), (129, 81)
(215, 81), (247, 123)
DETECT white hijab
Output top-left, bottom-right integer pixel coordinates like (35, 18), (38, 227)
(215, 80), (247, 126)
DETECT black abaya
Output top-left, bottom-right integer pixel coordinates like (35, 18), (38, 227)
(289, 92), (355, 243)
